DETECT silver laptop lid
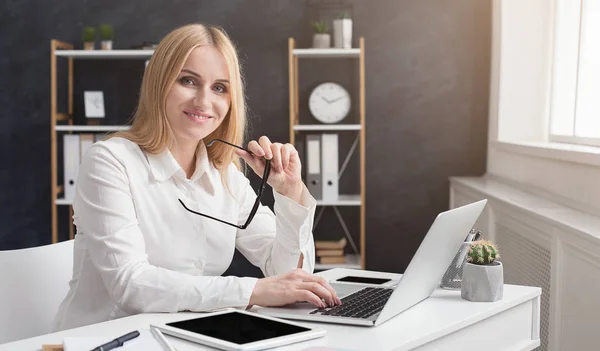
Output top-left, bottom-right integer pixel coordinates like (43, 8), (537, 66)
(375, 199), (487, 326)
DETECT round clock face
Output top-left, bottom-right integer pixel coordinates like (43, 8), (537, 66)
(308, 82), (351, 124)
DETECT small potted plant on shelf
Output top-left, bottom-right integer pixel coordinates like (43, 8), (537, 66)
(82, 27), (96, 50)
(311, 20), (330, 49)
(461, 239), (503, 302)
(333, 12), (352, 49)
(99, 24), (114, 50)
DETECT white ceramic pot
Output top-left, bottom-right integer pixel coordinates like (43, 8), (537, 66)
(461, 261), (504, 302)
(312, 33), (331, 49)
(101, 40), (113, 50)
(333, 18), (352, 49)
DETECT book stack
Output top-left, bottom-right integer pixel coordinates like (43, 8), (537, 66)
(315, 238), (347, 264)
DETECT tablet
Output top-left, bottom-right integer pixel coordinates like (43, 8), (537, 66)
(336, 276), (391, 285)
(151, 309), (326, 351)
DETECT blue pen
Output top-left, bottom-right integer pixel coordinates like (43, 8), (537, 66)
(90, 330), (140, 351)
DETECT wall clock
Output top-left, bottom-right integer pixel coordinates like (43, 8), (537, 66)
(308, 82), (350, 124)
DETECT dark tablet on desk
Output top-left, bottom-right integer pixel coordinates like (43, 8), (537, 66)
(152, 309), (326, 351)
(336, 276), (391, 285)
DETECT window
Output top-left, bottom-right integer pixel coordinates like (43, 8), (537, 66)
(549, 0), (600, 147)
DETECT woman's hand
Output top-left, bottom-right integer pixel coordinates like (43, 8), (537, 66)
(235, 136), (304, 203)
(248, 268), (342, 309)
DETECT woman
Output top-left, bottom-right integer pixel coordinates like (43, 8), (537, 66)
(52, 23), (341, 331)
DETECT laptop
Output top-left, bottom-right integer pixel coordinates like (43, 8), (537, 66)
(257, 199), (487, 327)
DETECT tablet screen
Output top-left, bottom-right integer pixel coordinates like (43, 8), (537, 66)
(166, 311), (311, 345)
(336, 276), (391, 285)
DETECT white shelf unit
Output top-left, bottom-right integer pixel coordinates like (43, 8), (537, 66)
(289, 37), (366, 269)
(55, 198), (72, 206)
(55, 125), (131, 132)
(316, 194), (361, 206)
(293, 124), (361, 131)
(50, 40), (150, 243)
(55, 50), (154, 59)
(315, 254), (361, 270)
(292, 48), (360, 58)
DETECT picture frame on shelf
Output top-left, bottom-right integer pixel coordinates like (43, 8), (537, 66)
(84, 91), (105, 124)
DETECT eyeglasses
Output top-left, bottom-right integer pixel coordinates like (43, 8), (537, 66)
(178, 138), (271, 230)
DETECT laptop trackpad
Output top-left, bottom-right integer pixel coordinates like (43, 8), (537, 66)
(330, 282), (368, 298)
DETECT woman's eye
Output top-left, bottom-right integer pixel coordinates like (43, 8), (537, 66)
(213, 84), (228, 93)
(180, 77), (194, 85)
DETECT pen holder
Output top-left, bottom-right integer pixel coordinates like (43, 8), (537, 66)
(440, 241), (472, 290)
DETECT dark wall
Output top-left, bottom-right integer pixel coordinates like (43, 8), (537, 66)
(0, 0), (490, 274)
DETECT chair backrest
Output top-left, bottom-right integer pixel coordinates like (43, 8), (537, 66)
(0, 240), (74, 344)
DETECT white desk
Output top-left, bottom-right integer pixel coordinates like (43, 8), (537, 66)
(2, 268), (541, 351)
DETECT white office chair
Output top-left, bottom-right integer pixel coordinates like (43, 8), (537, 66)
(0, 239), (74, 344)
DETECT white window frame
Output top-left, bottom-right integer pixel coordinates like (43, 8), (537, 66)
(487, 0), (600, 217)
(548, 0), (600, 148)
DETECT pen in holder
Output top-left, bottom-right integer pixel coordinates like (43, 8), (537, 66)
(440, 229), (481, 290)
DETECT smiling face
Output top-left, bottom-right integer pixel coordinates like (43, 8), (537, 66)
(165, 46), (231, 145)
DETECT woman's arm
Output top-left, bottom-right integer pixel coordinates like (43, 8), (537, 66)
(232, 171), (317, 276)
(273, 177), (307, 269)
(75, 144), (258, 314)
(232, 136), (321, 275)
(232, 176), (341, 308)
(231, 136), (342, 308)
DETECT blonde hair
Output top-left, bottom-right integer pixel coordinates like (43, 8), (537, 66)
(114, 23), (247, 177)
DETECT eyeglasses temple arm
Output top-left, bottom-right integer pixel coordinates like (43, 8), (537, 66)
(178, 199), (245, 229)
(241, 160), (271, 228)
(207, 138), (251, 153)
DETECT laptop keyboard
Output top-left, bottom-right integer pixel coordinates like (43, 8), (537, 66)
(310, 287), (394, 319)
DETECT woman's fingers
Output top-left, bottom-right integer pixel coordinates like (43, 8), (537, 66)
(320, 280), (342, 305)
(235, 148), (264, 176)
(246, 137), (298, 171)
(258, 136), (273, 159)
(281, 143), (294, 170)
(270, 143), (283, 171)
(290, 269), (341, 305)
(298, 282), (335, 306)
(247, 140), (265, 157)
(297, 290), (326, 308)
(314, 277), (341, 305)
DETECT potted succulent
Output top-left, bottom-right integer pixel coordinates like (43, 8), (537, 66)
(333, 12), (352, 49)
(99, 24), (114, 50)
(82, 27), (96, 50)
(311, 21), (330, 49)
(461, 240), (503, 302)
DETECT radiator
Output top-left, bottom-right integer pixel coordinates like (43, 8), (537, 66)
(495, 222), (551, 351)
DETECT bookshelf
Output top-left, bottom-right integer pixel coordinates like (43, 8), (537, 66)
(292, 48), (360, 58)
(288, 37), (366, 270)
(55, 50), (154, 59)
(50, 40), (152, 243)
(293, 124), (361, 131)
(54, 125), (131, 132)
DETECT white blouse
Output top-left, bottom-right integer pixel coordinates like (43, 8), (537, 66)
(52, 137), (317, 331)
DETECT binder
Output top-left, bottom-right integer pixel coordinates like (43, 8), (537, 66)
(321, 133), (339, 201)
(63, 134), (80, 201)
(305, 134), (322, 200)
